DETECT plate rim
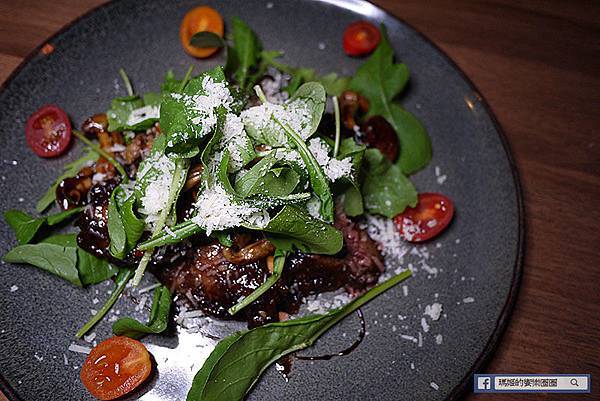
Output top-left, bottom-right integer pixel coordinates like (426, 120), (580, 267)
(0, 1), (525, 400)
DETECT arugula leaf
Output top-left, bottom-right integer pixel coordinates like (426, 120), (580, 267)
(3, 242), (80, 286)
(107, 94), (160, 132)
(349, 25), (431, 174)
(225, 17), (261, 90)
(229, 249), (287, 315)
(260, 205), (342, 255)
(36, 149), (98, 212)
(187, 270), (412, 401)
(4, 207), (83, 245)
(361, 148), (418, 218)
(274, 116), (334, 222)
(112, 285), (172, 339)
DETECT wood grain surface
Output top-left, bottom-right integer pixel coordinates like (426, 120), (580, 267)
(0, 1), (598, 400)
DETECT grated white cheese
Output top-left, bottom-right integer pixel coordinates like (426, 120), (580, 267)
(137, 282), (161, 294)
(435, 334), (443, 345)
(127, 105), (160, 126)
(430, 382), (439, 391)
(306, 196), (322, 219)
(192, 184), (269, 235)
(10, 285), (18, 292)
(138, 154), (176, 226)
(362, 215), (410, 261)
(83, 332), (96, 343)
(240, 99), (313, 145)
(68, 344), (91, 354)
(420, 317), (430, 333)
(307, 138), (352, 181)
(222, 113), (251, 171)
(463, 297), (475, 303)
(424, 303), (443, 321)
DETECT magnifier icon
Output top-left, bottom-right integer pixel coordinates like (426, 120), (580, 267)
(570, 378), (579, 387)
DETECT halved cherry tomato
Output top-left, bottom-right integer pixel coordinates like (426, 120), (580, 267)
(394, 193), (454, 242)
(179, 6), (224, 58)
(80, 336), (152, 400)
(343, 21), (380, 57)
(25, 105), (71, 158)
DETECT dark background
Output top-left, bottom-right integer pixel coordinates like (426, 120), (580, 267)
(0, 1), (598, 400)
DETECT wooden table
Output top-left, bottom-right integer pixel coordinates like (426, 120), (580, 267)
(0, 1), (598, 400)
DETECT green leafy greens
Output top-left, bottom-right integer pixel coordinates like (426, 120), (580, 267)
(349, 25), (431, 175)
(187, 271), (412, 401)
(36, 149), (98, 212)
(3, 207), (82, 245)
(112, 285), (172, 339)
(3, 233), (117, 287)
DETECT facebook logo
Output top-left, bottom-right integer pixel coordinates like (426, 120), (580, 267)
(477, 376), (492, 391)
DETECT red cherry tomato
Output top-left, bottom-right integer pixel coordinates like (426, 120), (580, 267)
(343, 21), (381, 57)
(25, 105), (71, 157)
(80, 336), (152, 400)
(394, 193), (454, 242)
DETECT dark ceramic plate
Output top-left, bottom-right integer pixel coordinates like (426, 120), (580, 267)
(0, 0), (523, 400)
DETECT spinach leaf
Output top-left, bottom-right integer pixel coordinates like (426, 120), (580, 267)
(112, 285), (172, 339)
(264, 54), (350, 96)
(225, 17), (261, 90)
(108, 186), (144, 259)
(160, 66), (228, 155)
(4, 210), (45, 245)
(76, 267), (133, 338)
(107, 94), (160, 132)
(4, 207), (83, 245)
(361, 148), (418, 218)
(342, 184), (364, 217)
(349, 25), (431, 174)
(335, 138), (366, 216)
(77, 248), (119, 286)
(242, 82), (326, 147)
(107, 191), (127, 259)
(228, 249), (286, 315)
(190, 31), (226, 49)
(258, 167), (300, 197)
(274, 116), (334, 222)
(259, 205), (342, 255)
(36, 149), (98, 212)
(3, 242), (80, 286)
(3, 233), (118, 287)
(187, 270), (412, 401)
(233, 153), (277, 197)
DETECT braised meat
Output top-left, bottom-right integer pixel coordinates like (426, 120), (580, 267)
(153, 211), (385, 327)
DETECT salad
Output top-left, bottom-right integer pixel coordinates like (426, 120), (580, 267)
(3, 6), (454, 401)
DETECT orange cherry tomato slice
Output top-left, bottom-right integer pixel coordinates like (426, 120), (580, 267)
(394, 193), (454, 242)
(343, 21), (380, 57)
(25, 104), (71, 158)
(80, 336), (152, 400)
(179, 6), (224, 58)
